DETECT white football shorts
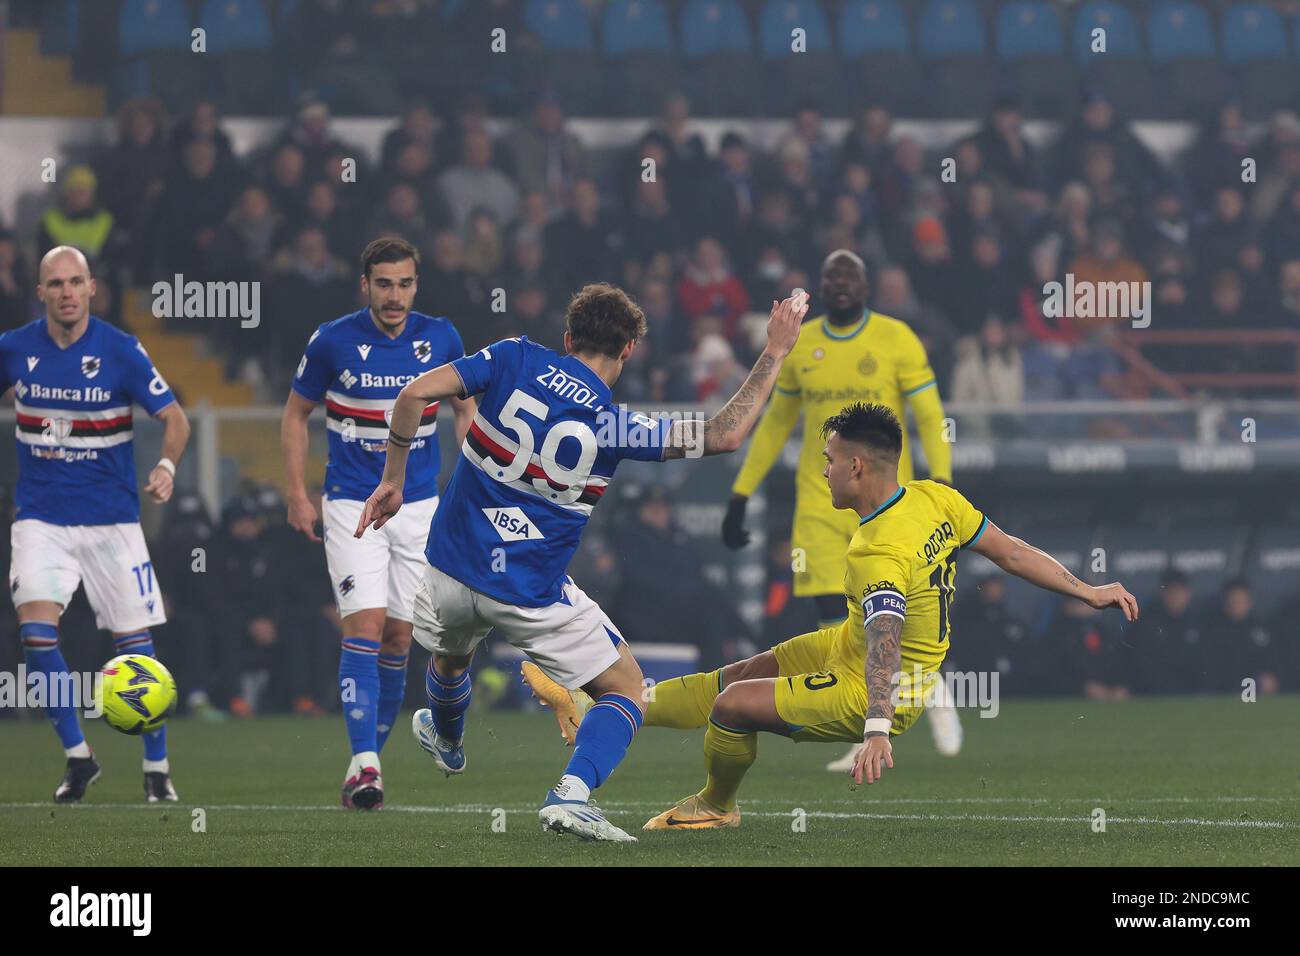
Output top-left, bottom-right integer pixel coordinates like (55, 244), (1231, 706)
(412, 564), (624, 690)
(9, 518), (167, 632)
(323, 494), (438, 622)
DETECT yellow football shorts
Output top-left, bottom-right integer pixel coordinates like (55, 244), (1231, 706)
(771, 626), (935, 743)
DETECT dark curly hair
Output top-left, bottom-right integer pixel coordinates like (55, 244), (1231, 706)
(564, 282), (647, 359)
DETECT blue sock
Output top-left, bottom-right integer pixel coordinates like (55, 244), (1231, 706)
(21, 622), (85, 751)
(376, 652), (408, 752)
(557, 693), (642, 798)
(339, 638), (380, 756)
(112, 631), (167, 763)
(424, 659), (471, 743)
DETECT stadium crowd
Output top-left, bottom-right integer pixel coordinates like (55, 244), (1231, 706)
(4, 86), (1300, 410)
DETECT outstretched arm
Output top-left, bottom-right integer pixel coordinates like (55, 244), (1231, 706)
(663, 293), (807, 460)
(972, 520), (1139, 621)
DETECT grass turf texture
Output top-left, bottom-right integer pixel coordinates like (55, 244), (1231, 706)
(2, 696), (1297, 866)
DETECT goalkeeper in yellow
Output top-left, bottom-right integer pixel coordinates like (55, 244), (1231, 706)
(632, 403), (1139, 829)
(724, 249), (959, 767)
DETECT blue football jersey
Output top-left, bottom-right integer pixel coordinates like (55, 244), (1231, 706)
(0, 317), (177, 526)
(291, 309), (465, 502)
(426, 336), (672, 608)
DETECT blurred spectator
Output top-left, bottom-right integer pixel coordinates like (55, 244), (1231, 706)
(36, 166), (120, 267)
(96, 97), (170, 266)
(367, 182), (436, 255)
(381, 100), (440, 173)
(424, 229), (477, 322)
(210, 185), (283, 281)
(1051, 88), (1165, 201)
(1201, 579), (1279, 696)
(1275, 259), (1300, 329)
(264, 226), (352, 375)
(503, 91), (589, 215)
(388, 140), (453, 228)
(952, 228), (1019, 335)
(1250, 111), (1300, 222)
(261, 142), (309, 226)
(170, 101), (235, 171)
(624, 177), (686, 268)
(0, 230), (31, 328)
(699, 131), (757, 251)
(437, 128), (520, 233)
(677, 237), (750, 342)
(543, 178), (621, 305)
(949, 577), (1030, 695)
(951, 316), (1025, 418)
(1067, 219), (1149, 328)
(291, 180), (358, 263)
(687, 316), (748, 402)
(462, 208), (505, 280)
(609, 486), (752, 670)
(153, 138), (243, 277)
(284, 6), (397, 113)
(1042, 597), (1129, 700)
(874, 264), (956, 386)
(971, 95), (1048, 220)
(1195, 186), (1254, 275)
(1122, 569), (1205, 695)
(1183, 101), (1250, 199)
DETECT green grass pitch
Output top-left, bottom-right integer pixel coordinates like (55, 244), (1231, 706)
(2, 696), (1297, 866)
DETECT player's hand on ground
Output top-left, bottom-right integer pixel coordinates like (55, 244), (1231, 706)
(721, 495), (750, 549)
(355, 481), (403, 536)
(1087, 582), (1139, 621)
(287, 494), (322, 543)
(143, 464), (174, 503)
(763, 290), (809, 359)
(851, 735), (893, 786)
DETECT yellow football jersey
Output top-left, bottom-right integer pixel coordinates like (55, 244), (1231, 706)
(837, 479), (987, 673)
(732, 311), (951, 596)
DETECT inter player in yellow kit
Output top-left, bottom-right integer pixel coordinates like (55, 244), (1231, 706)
(722, 249), (959, 767)
(635, 404), (1138, 829)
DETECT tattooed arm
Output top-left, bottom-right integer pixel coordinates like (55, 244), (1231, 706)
(852, 614), (902, 786)
(663, 293), (808, 460)
(973, 520), (1140, 622)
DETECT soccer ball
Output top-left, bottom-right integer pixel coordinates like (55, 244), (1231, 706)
(96, 654), (178, 735)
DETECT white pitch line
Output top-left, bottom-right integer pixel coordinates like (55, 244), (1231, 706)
(0, 802), (1294, 829)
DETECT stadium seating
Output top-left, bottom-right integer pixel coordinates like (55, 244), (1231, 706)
(995, 1), (1073, 117)
(1071, 1), (1157, 118)
(678, 0), (759, 115)
(602, 0), (679, 117)
(199, 0), (277, 114)
(758, 0), (836, 114)
(917, 0), (995, 117)
(837, 0), (918, 114)
(1221, 3), (1298, 118)
(1147, 1), (1232, 118)
(114, 0), (207, 113)
(524, 0), (601, 113)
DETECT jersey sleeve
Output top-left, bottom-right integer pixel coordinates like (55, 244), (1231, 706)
(896, 323), (938, 397)
(451, 337), (522, 398)
(948, 486), (988, 549)
(290, 326), (333, 402)
(122, 338), (177, 415)
(730, 386), (801, 497)
(848, 544), (912, 629)
(598, 405), (672, 462)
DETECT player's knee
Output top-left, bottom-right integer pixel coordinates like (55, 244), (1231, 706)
(431, 653), (472, 681)
(341, 610), (384, 642)
(710, 685), (749, 729)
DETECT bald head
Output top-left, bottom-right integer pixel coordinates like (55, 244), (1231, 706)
(37, 246), (96, 329)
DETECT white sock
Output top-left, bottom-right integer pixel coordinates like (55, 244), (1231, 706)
(552, 774), (590, 804)
(348, 751), (380, 776)
(65, 742), (91, 759)
(143, 758), (170, 774)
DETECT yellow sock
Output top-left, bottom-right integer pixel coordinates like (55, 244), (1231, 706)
(644, 668), (724, 729)
(699, 719), (757, 811)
